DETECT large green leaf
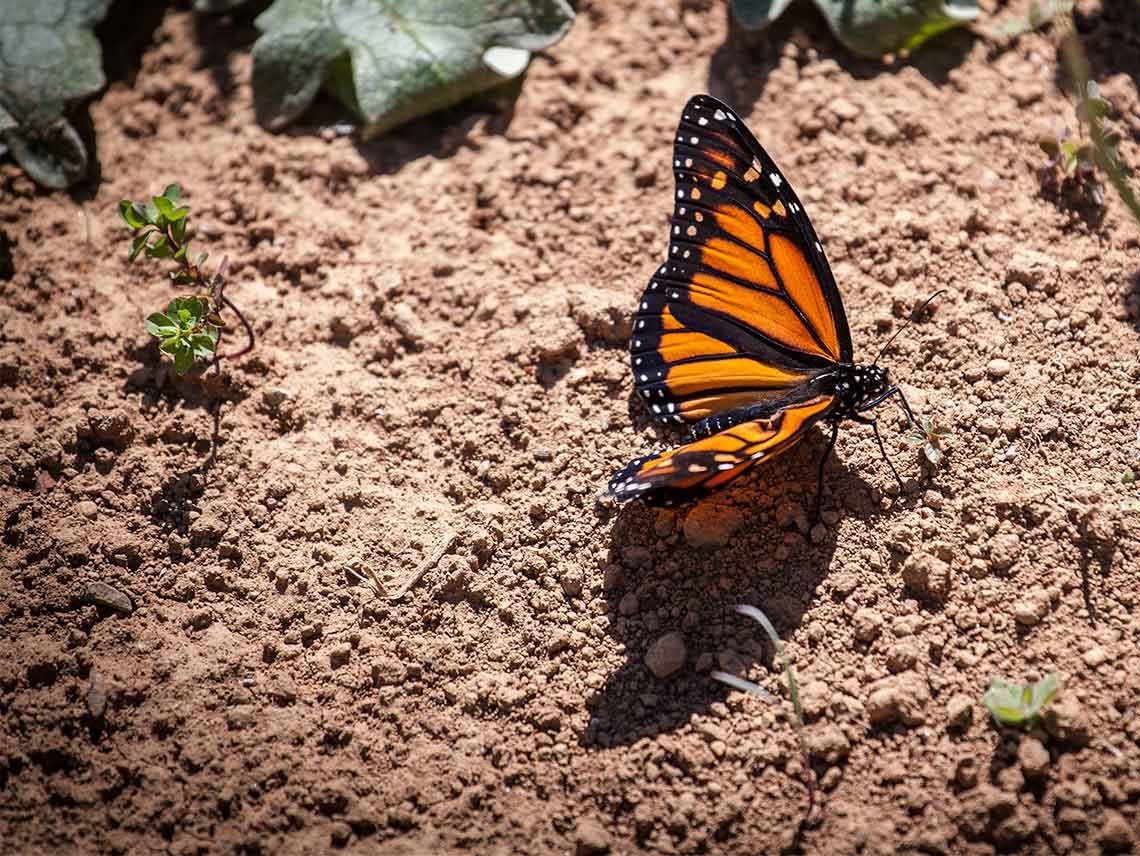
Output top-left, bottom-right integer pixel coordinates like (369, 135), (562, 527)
(0, 0), (110, 188)
(733, 0), (977, 58)
(252, 0), (574, 140)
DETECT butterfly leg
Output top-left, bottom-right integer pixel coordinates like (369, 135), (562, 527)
(812, 420), (839, 524)
(853, 413), (905, 492)
(857, 385), (918, 428)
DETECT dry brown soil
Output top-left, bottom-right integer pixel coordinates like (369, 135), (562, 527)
(3, 1), (1140, 854)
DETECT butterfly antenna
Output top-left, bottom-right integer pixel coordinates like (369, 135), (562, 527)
(873, 290), (947, 366)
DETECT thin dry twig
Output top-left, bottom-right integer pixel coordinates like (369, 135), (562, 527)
(346, 529), (458, 603)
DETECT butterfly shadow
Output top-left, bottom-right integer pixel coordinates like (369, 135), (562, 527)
(583, 431), (885, 750)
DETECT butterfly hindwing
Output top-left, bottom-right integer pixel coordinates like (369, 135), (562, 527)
(631, 94), (853, 426)
(607, 395), (836, 505)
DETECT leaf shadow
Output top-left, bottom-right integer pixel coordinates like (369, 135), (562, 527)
(1062, 0), (1140, 99)
(583, 428), (898, 750)
(347, 86), (524, 178)
(191, 1), (272, 101)
(705, 1), (976, 116)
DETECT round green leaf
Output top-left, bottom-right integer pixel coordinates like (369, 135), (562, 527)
(252, 0), (575, 138)
(795, 0), (977, 58)
(145, 312), (178, 338)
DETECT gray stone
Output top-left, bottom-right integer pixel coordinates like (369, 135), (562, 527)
(83, 582), (134, 615)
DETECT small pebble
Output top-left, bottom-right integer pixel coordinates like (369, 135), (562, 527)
(75, 500), (98, 520)
(987, 358), (1011, 378)
(1013, 597), (1048, 626)
(83, 582), (134, 615)
(645, 632), (686, 679)
(1082, 646), (1109, 668)
(946, 694), (973, 729)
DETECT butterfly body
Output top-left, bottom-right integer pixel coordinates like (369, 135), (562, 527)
(605, 95), (916, 510)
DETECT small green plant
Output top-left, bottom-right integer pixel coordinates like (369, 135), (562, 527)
(118, 184), (253, 374)
(713, 605), (815, 819)
(905, 416), (949, 466)
(1038, 83), (1119, 209)
(983, 672), (1060, 728)
(1040, 30), (1140, 226)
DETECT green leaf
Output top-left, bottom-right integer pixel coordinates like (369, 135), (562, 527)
(145, 312), (178, 338)
(128, 230), (152, 262)
(815, 0), (979, 57)
(924, 444), (943, 466)
(251, 0), (575, 139)
(190, 333), (218, 359)
(161, 183), (181, 204)
(983, 673), (1060, 728)
(153, 195), (175, 219)
(119, 199), (147, 230)
(2, 118), (89, 190)
(735, 0), (977, 58)
(170, 216), (187, 244)
(173, 346), (195, 375)
(160, 336), (182, 355)
(732, 0), (804, 29)
(146, 234), (171, 259)
(0, 1), (111, 189)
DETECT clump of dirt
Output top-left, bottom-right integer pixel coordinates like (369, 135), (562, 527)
(2, 1), (1140, 854)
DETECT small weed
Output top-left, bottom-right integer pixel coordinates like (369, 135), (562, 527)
(905, 416), (949, 466)
(119, 184), (254, 374)
(1042, 30), (1140, 226)
(713, 605), (815, 822)
(983, 672), (1060, 729)
(1038, 82), (1118, 209)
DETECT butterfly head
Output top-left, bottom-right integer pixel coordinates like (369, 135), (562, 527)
(835, 363), (891, 415)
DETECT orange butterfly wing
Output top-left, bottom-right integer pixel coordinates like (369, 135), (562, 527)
(631, 94), (852, 425)
(606, 395), (836, 505)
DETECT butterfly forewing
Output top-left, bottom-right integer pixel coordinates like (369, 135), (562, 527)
(631, 94), (852, 426)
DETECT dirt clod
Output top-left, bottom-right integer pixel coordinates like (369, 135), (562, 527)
(574, 817), (612, 855)
(1097, 810), (1136, 853)
(1018, 736), (1051, 782)
(866, 674), (930, 728)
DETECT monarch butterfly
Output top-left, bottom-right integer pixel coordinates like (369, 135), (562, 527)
(605, 94), (932, 515)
